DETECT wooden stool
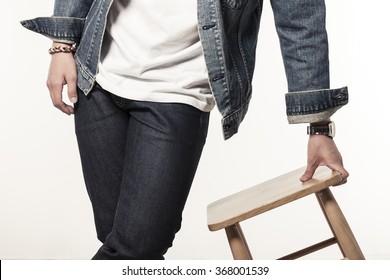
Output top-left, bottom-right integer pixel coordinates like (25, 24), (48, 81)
(207, 166), (365, 260)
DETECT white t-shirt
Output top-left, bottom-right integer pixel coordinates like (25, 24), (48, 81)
(96, 0), (215, 112)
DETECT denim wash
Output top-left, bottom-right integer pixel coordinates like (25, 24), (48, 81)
(75, 84), (209, 259)
(21, 0), (348, 140)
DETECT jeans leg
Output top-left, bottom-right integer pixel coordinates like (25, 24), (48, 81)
(92, 99), (209, 260)
(74, 85), (129, 243)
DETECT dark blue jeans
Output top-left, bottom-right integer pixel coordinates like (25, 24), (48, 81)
(74, 84), (210, 259)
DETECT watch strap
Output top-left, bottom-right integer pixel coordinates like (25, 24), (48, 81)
(307, 121), (335, 138)
(307, 125), (331, 135)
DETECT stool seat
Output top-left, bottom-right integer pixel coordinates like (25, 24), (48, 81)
(207, 166), (365, 260)
(208, 166), (341, 231)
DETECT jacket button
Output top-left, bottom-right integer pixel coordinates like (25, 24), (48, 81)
(336, 93), (346, 100)
(202, 24), (216, 30)
(223, 124), (231, 130)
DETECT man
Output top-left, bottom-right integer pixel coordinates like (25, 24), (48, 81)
(22, 0), (348, 259)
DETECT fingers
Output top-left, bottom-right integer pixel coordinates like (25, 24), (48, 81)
(302, 135), (349, 185)
(46, 53), (77, 115)
(327, 163), (349, 186)
(300, 163), (349, 185)
(47, 79), (74, 115)
(66, 73), (78, 105)
(300, 163), (318, 182)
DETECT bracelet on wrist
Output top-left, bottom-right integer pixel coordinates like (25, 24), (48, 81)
(48, 45), (76, 55)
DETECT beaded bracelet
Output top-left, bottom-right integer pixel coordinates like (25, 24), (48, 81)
(48, 45), (76, 55)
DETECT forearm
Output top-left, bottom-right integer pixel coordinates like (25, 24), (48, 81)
(311, 118), (330, 126)
(271, 0), (329, 91)
(285, 86), (348, 124)
(270, 0), (348, 124)
(21, 0), (95, 44)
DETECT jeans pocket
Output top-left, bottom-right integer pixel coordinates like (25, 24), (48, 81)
(112, 96), (126, 109)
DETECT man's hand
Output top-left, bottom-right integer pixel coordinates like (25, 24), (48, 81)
(46, 42), (78, 115)
(300, 134), (349, 185)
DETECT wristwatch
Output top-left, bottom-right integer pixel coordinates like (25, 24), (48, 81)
(307, 121), (335, 138)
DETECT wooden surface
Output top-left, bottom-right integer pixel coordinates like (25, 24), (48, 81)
(208, 166), (342, 231)
(225, 223), (253, 260)
(316, 188), (365, 259)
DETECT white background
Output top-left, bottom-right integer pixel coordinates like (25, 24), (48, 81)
(1, 0), (389, 260)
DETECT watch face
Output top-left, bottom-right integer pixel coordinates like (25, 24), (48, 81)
(307, 121), (336, 138)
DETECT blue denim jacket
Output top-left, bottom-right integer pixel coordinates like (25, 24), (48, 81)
(21, 0), (348, 140)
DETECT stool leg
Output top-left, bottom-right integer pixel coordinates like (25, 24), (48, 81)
(225, 223), (253, 260)
(316, 188), (365, 260)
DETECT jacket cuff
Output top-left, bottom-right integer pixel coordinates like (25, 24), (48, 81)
(20, 17), (85, 44)
(285, 86), (348, 124)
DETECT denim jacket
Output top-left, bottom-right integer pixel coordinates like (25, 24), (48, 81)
(21, 0), (348, 140)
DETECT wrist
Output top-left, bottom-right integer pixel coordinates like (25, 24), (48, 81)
(310, 118), (331, 126)
(52, 41), (72, 47)
(49, 42), (76, 55)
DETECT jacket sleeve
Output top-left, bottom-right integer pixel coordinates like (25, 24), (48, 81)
(20, 0), (95, 44)
(270, 0), (348, 124)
